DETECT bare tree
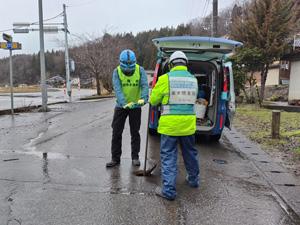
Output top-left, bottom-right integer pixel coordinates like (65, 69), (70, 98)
(71, 33), (134, 95)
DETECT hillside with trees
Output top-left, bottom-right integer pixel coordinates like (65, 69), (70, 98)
(0, 6), (233, 94)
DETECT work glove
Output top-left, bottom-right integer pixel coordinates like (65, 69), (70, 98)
(137, 99), (145, 106)
(123, 102), (135, 109)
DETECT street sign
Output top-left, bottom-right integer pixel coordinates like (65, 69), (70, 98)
(70, 59), (75, 72)
(13, 22), (31, 27)
(43, 26), (59, 33)
(12, 42), (22, 49)
(0, 42), (22, 50)
(13, 28), (30, 34)
(0, 42), (6, 49)
(2, 33), (12, 42)
(7, 42), (12, 49)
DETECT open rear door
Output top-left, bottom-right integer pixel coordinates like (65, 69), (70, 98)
(152, 36), (242, 55)
(224, 61), (235, 129)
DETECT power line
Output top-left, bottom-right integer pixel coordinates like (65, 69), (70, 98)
(202, 0), (211, 19)
(30, 12), (64, 25)
(198, 0), (210, 28)
(0, 12), (63, 33)
(189, 0), (202, 21)
(67, 0), (98, 8)
(0, 28), (13, 32)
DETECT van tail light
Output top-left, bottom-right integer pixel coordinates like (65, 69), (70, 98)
(223, 67), (229, 92)
(220, 114), (224, 129)
(152, 63), (160, 88)
(150, 108), (154, 124)
(221, 67), (229, 100)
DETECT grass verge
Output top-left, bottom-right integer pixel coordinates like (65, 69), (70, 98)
(233, 104), (300, 175)
(0, 86), (41, 93)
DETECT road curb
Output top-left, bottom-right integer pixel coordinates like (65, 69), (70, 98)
(0, 101), (68, 116)
(79, 95), (114, 101)
(224, 128), (300, 221)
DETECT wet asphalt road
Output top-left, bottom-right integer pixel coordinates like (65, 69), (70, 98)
(0, 99), (299, 225)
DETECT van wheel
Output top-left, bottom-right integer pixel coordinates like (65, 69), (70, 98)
(195, 132), (208, 143)
(148, 128), (157, 136)
(209, 134), (222, 142)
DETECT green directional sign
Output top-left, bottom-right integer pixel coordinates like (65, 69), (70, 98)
(2, 33), (12, 42)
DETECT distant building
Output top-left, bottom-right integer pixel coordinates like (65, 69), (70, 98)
(282, 51), (300, 105)
(252, 61), (281, 87)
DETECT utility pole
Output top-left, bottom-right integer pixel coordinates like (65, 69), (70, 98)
(212, 0), (218, 37)
(38, 0), (48, 111)
(63, 4), (71, 102)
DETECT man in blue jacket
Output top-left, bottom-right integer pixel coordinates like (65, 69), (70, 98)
(106, 49), (149, 168)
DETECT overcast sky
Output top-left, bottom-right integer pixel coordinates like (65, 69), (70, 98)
(0, 0), (236, 58)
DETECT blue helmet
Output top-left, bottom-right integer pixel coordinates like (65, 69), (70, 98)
(119, 49), (136, 72)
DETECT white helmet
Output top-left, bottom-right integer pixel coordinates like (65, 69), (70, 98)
(169, 51), (188, 66)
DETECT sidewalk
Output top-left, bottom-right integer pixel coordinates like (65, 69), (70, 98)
(224, 127), (300, 218)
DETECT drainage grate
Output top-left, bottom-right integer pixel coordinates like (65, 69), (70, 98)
(3, 158), (19, 162)
(260, 161), (269, 163)
(251, 153), (259, 155)
(284, 184), (296, 187)
(213, 159), (228, 164)
(270, 171), (281, 173)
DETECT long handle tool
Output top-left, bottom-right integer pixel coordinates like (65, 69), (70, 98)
(134, 106), (157, 176)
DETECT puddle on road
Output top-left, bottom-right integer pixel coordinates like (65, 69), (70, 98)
(3, 149), (68, 160)
(16, 130), (69, 159)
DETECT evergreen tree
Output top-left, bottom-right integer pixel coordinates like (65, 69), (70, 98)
(231, 0), (299, 102)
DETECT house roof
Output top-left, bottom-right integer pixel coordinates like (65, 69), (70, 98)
(282, 51), (300, 61)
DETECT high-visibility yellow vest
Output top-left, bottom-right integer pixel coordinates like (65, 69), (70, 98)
(161, 69), (197, 115)
(150, 65), (198, 136)
(117, 64), (141, 103)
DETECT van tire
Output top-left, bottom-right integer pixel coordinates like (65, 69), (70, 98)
(148, 128), (157, 136)
(209, 134), (222, 142)
(195, 132), (209, 143)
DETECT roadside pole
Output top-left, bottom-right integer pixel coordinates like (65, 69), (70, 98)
(212, 0), (218, 37)
(1, 34), (21, 115)
(63, 4), (71, 102)
(38, 0), (48, 112)
(13, 4), (72, 104)
(272, 110), (281, 139)
(9, 49), (14, 115)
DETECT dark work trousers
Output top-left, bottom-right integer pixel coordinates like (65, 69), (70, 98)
(111, 107), (141, 162)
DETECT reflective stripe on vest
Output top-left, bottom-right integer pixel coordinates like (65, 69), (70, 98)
(117, 64), (141, 103)
(161, 70), (197, 116)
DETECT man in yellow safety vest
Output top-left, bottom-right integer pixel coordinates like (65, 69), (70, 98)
(106, 49), (149, 168)
(150, 51), (199, 200)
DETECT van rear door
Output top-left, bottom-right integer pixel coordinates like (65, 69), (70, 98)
(224, 61), (235, 129)
(152, 36), (242, 55)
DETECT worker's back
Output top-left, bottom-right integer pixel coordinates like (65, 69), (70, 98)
(150, 65), (198, 136)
